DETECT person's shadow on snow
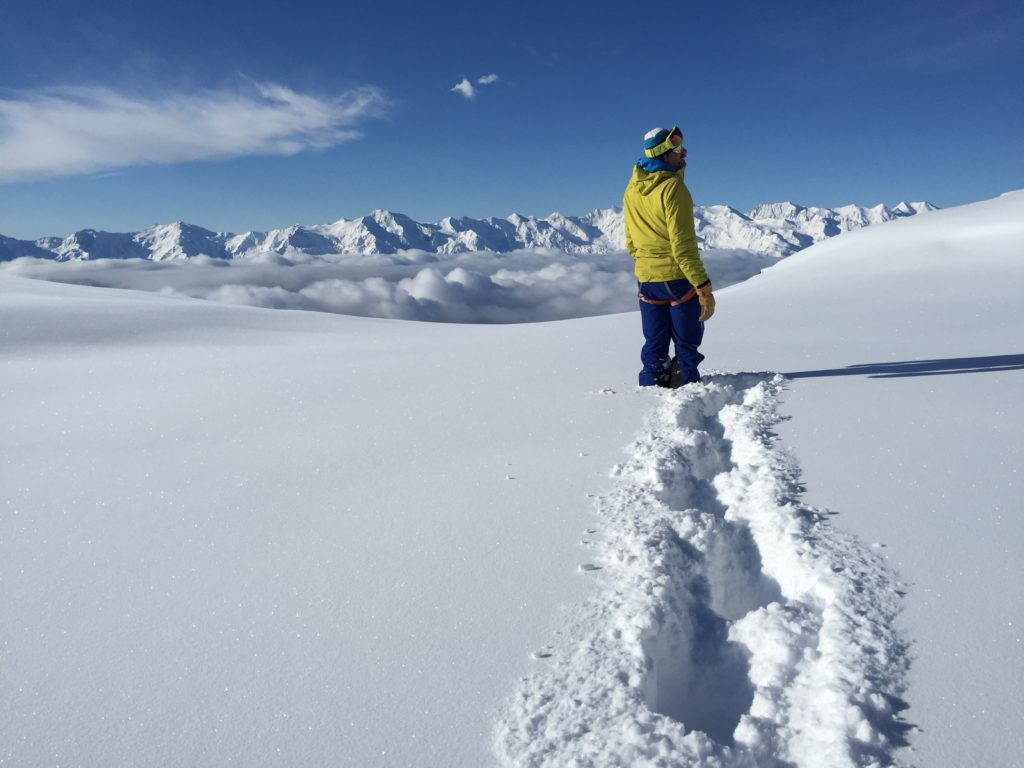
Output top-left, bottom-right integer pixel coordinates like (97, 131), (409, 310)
(785, 353), (1024, 379)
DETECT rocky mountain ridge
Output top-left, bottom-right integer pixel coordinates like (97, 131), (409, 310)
(0, 201), (937, 263)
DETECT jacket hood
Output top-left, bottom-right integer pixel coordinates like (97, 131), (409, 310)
(628, 164), (686, 197)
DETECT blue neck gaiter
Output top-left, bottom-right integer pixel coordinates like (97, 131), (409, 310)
(636, 157), (680, 174)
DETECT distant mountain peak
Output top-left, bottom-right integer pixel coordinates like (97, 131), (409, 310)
(0, 201), (938, 263)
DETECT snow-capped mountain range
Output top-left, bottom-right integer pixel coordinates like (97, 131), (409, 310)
(0, 202), (936, 263)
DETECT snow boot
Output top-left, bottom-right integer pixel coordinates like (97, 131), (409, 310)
(657, 358), (685, 389)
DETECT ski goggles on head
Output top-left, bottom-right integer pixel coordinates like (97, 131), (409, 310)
(643, 126), (684, 158)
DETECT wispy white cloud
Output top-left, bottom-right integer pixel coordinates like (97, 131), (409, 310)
(451, 77), (477, 100)
(0, 82), (388, 182)
(451, 73), (500, 100)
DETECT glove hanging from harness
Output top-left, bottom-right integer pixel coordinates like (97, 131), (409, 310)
(694, 281), (715, 322)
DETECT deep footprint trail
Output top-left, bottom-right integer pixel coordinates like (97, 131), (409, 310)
(494, 374), (911, 768)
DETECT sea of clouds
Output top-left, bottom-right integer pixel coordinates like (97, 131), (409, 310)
(2, 247), (778, 323)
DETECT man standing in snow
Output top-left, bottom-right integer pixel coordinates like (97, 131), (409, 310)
(623, 126), (715, 387)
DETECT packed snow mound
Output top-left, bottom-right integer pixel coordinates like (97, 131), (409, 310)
(495, 376), (909, 767)
(0, 201), (935, 262)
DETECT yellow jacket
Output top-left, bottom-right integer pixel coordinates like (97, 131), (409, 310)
(622, 166), (709, 287)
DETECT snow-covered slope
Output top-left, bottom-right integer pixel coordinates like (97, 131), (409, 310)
(0, 201), (935, 262)
(697, 190), (1024, 768)
(48, 229), (150, 261)
(0, 279), (647, 767)
(497, 192), (1024, 766)
(135, 222), (229, 261)
(1, 191), (1019, 768)
(0, 235), (51, 261)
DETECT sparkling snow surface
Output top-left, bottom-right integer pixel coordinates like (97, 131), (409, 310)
(2, 191), (1022, 767)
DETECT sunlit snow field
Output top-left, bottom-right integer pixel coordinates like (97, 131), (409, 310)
(2, 192), (1022, 767)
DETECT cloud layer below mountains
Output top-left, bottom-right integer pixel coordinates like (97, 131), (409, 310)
(3, 247), (773, 323)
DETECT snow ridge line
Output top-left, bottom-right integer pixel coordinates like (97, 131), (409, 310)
(493, 374), (911, 767)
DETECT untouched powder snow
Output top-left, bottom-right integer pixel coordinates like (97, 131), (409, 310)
(6, 279), (913, 767)
(0, 279), (647, 767)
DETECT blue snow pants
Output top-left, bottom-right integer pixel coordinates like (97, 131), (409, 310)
(638, 279), (705, 387)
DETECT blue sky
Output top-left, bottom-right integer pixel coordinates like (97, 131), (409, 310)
(1, 0), (1022, 238)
